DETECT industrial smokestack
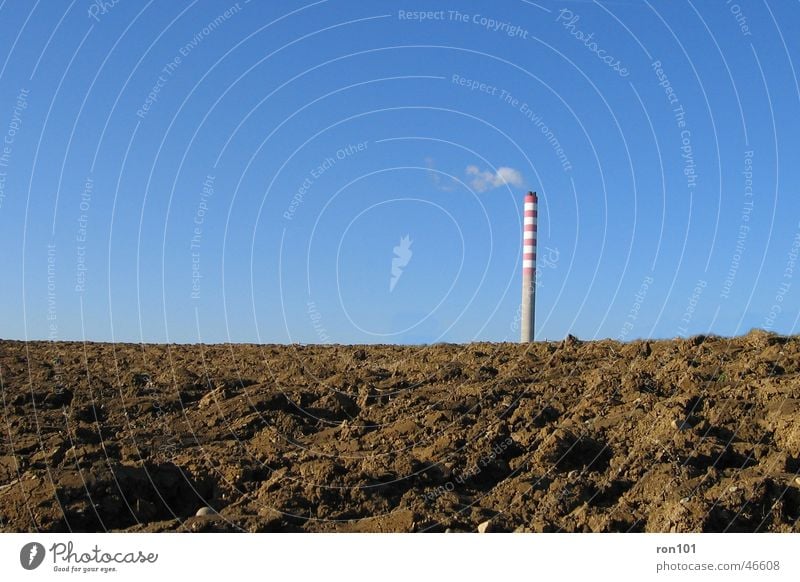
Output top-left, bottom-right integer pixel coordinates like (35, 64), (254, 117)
(520, 191), (537, 343)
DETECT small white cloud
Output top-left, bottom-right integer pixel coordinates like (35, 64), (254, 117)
(426, 157), (456, 192)
(466, 165), (524, 192)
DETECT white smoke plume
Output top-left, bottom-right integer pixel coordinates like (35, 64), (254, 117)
(466, 165), (524, 192)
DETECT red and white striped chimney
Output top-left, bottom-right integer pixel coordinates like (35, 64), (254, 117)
(521, 191), (537, 342)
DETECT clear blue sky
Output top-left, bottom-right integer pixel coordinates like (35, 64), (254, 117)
(1, 0), (798, 344)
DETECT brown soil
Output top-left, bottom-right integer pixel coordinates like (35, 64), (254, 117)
(1, 331), (799, 533)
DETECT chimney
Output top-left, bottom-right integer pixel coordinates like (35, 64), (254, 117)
(521, 191), (537, 342)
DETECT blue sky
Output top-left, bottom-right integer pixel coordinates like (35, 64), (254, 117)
(0, 0), (798, 344)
